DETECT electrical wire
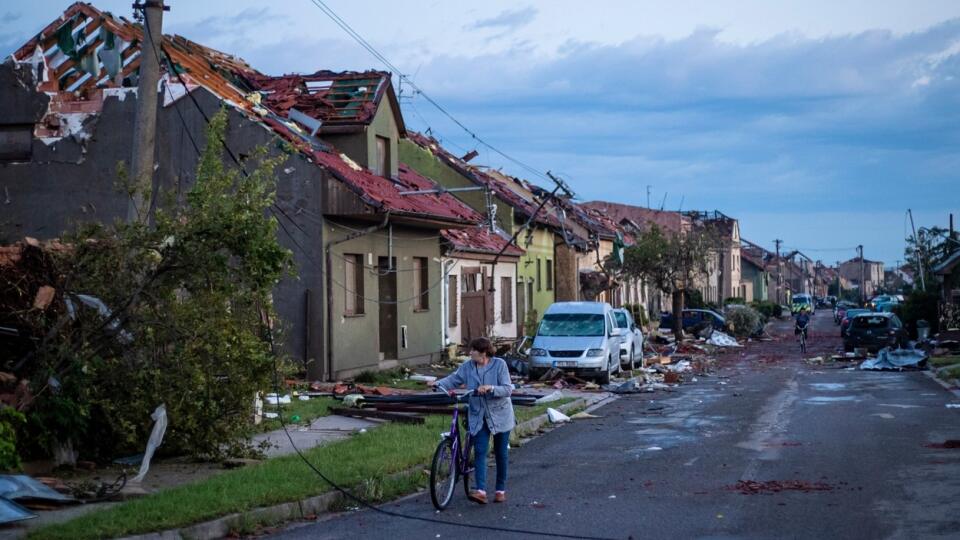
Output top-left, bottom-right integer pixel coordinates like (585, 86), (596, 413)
(141, 10), (618, 538)
(305, 0), (563, 188)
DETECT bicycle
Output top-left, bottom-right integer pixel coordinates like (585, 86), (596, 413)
(429, 390), (476, 510)
(797, 324), (808, 354)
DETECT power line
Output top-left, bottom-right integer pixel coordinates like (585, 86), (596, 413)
(305, 0), (562, 188)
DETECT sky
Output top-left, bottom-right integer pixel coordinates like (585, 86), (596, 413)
(3, 1), (960, 265)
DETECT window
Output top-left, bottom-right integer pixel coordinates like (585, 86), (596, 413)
(546, 259), (554, 290)
(463, 267), (480, 292)
(538, 313), (605, 337)
(501, 276), (512, 324)
(414, 257), (429, 310)
(344, 254), (364, 315)
(448, 275), (458, 327)
(0, 124), (32, 162)
(374, 136), (390, 177)
(536, 258), (542, 291)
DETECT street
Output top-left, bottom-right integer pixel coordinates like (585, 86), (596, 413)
(271, 311), (960, 540)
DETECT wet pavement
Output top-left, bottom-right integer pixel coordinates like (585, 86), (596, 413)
(268, 311), (960, 539)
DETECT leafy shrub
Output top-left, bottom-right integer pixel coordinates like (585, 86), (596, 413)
(725, 297), (746, 305)
(15, 110), (293, 462)
(899, 291), (940, 338)
(0, 407), (25, 471)
(725, 305), (762, 337)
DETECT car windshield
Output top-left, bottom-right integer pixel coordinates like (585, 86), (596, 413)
(846, 309), (870, 318)
(538, 313), (605, 337)
(852, 316), (889, 329)
(614, 312), (628, 328)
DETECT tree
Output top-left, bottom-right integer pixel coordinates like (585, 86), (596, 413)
(616, 224), (714, 336)
(904, 226), (951, 293)
(9, 109), (293, 462)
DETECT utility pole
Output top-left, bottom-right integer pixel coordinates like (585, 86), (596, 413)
(774, 239), (782, 304)
(857, 244), (865, 305)
(908, 208), (926, 291)
(836, 260), (841, 299)
(646, 185), (651, 209)
(128, 0), (168, 224)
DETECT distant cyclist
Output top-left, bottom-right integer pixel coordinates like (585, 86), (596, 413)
(795, 307), (811, 341)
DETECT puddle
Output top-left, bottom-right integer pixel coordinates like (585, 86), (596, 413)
(809, 383), (846, 392)
(804, 395), (858, 404)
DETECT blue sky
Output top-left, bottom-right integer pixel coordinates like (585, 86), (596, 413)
(3, 1), (959, 265)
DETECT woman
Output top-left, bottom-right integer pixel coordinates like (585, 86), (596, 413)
(430, 336), (515, 504)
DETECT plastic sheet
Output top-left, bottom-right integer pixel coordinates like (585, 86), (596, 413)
(859, 348), (928, 371)
(131, 404), (167, 483)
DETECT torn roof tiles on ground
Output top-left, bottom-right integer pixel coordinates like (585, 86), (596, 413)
(11, 2), (473, 226)
(405, 131), (562, 229)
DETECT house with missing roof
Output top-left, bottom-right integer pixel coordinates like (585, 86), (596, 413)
(0, 2), (482, 380)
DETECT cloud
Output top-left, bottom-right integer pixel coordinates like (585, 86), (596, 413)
(467, 7), (537, 32)
(392, 20), (960, 262)
(1, 12), (20, 24)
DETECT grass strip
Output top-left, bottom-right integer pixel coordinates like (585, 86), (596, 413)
(33, 396), (575, 540)
(30, 416), (449, 540)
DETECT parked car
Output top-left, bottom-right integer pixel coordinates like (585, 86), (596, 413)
(834, 301), (857, 324)
(659, 309), (726, 333)
(869, 295), (899, 313)
(840, 308), (871, 337)
(613, 308), (644, 370)
(528, 302), (624, 384)
(791, 294), (814, 314)
(843, 312), (908, 353)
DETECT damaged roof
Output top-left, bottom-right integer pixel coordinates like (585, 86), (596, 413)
(581, 201), (691, 235)
(442, 227), (525, 258)
(405, 131), (561, 229)
(11, 3), (464, 225)
(11, 3), (401, 132)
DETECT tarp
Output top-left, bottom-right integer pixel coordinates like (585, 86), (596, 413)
(0, 475), (75, 504)
(707, 331), (742, 347)
(859, 348), (928, 371)
(0, 498), (35, 525)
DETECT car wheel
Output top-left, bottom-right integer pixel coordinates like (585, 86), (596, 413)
(598, 357), (611, 385)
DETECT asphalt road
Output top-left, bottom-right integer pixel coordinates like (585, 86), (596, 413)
(269, 311), (960, 539)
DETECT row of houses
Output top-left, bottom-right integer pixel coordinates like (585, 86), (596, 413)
(0, 3), (868, 381)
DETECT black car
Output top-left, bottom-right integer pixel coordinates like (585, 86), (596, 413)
(843, 312), (908, 353)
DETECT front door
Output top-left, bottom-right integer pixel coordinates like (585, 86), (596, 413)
(378, 257), (398, 360)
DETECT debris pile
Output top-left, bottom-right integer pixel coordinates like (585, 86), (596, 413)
(728, 480), (835, 495)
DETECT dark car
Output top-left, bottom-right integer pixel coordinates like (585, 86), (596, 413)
(660, 309), (726, 332)
(834, 301), (857, 325)
(840, 308), (871, 337)
(843, 312), (908, 353)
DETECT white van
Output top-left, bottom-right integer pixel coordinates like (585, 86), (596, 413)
(528, 302), (623, 384)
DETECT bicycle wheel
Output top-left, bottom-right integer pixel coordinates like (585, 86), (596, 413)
(461, 435), (475, 499)
(430, 438), (457, 510)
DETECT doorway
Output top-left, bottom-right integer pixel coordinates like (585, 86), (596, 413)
(378, 257), (398, 360)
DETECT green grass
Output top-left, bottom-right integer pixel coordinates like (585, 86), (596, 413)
(257, 397), (337, 433)
(29, 416), (449, 540)
(942, 366), (960, 380)
(32, 398), (574, 540)
(930, 355), (960, 368)
(514, 397), (577, 424)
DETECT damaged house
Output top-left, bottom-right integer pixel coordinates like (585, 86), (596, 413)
(0, 2), (480, 380)
(400, 132), (584, 335)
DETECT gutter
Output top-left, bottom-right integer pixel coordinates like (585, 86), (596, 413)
(324, 213), (390, 381)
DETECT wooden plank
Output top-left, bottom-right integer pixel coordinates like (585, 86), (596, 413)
(330, 407), (424, 424)
(365, 405), (458, 415)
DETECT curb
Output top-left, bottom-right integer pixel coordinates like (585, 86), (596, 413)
(922, 370), (960, 400)
(118, 394), (613, 540)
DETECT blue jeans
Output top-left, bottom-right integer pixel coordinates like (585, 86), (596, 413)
(472, 423), (509, 492)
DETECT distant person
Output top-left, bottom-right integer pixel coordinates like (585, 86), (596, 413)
(430, 337), (515, 504)
(795, 308), (811, 339)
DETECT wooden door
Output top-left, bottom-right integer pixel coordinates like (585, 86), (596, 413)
(378, 257), (397, 360)
(516, 279), (525, 336)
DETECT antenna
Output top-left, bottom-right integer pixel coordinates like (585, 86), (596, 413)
(659, 192), (668, 211)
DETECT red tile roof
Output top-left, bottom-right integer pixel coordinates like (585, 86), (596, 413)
(442, 227), (524, 257)
(13, 3), (465, 226)
(581, 201), (690, 235)
(406, 132), (561, 228)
